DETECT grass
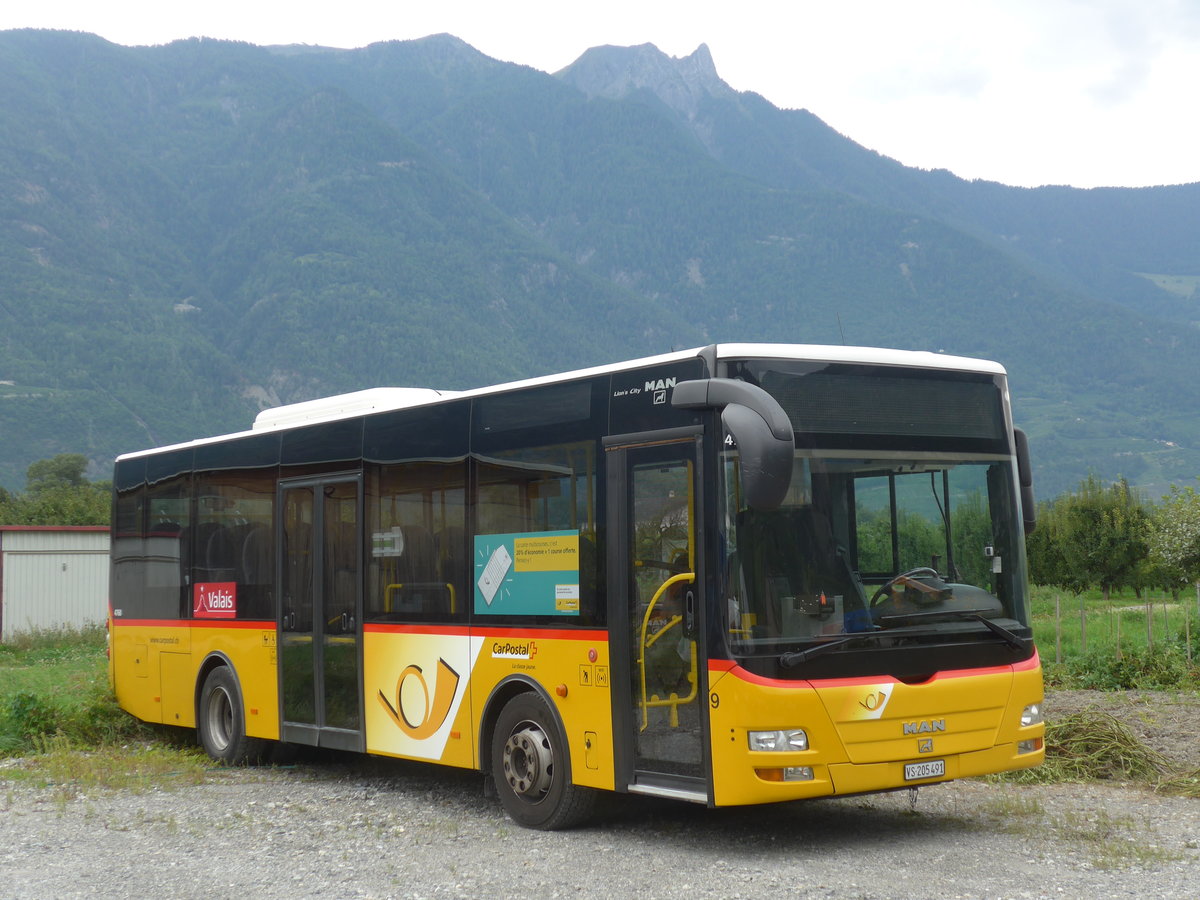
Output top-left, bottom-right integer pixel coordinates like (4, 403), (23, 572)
(1001, 709), (1169, 784)
(6, 733), (211, 795)
(1054, 808), (1182, 869)
(1156, 768), (1200, 799)
(978, 793), (1183, 869)
(0, 626), (212, 790)
(992, 706), (1200, 800)
(1029, 585), (1200, 690)
(0, 625), (144, 755)
(981, 709), (1192, 868)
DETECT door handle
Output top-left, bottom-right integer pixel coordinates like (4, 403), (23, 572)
(684, 589), (696, 636)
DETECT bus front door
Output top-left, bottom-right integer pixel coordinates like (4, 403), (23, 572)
(606, 431), (708, 802)
(278, 474), (364, 752)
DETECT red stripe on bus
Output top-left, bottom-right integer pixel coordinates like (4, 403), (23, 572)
(110, 618), (273, 630)
(111, 618), (609, 642)
(709, 647), (1040, 688)
(364, 623), (472, 636)
(365, 623), (606, 641)
(482, 626), (607, 641)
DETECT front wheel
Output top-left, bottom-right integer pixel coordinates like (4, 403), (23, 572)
(198, 666), (265, 765)
(490, 692), (595, 830)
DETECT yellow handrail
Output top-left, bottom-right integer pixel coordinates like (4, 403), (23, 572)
(638, 571), (698, 731)
(384, 582), (457, 614)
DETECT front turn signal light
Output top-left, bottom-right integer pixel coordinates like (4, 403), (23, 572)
(756, 766), (815, 782)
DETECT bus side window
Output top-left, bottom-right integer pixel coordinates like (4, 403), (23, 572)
(191, 474), (275, 620)
(474, 440), (601, 618)
(143, 476), (190, 619)
(365, 462), (467, 622)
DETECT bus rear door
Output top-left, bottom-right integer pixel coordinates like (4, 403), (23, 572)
(278, 474), (365, 752)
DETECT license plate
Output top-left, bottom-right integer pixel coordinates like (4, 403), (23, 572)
(904, 759), (946, 781)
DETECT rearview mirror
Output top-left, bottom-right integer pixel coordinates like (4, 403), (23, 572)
(672, 378), (794, 509)
(1013, 427), (1035, 534)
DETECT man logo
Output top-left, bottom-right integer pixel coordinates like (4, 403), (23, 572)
(918, 738), (934, 753)
(377, 658), (460, 740)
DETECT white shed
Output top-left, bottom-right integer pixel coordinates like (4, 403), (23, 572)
(0, 526), (110, 642)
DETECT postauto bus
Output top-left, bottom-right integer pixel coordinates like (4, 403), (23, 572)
(108, 343), (1044, 828)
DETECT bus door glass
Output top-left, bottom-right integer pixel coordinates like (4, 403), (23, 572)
(278, 474), (364, 751)
(607, 433), (706, 791)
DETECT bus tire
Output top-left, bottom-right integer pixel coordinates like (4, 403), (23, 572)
(490, 692), (595, 830)
(198, 666), (265, 765)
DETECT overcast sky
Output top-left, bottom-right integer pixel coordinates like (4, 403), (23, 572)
(4, 0), (1197, 189)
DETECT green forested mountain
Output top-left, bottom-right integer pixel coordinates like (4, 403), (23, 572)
(1, 30), (1198, 498)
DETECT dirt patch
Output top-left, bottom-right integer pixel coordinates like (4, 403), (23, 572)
(1045, 689), (1200, 772)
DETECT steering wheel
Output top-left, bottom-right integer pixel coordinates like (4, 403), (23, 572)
(869, 567), (940, 606)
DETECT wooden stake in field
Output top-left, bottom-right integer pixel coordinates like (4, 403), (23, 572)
(1186, 603), (1193, 665)
(1080, 593), (1087, 655)
(1055, 595), (1062, 665)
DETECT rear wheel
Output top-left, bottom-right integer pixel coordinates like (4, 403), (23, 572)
(198, 666), (265, 765)
(490, 692), (596, 830)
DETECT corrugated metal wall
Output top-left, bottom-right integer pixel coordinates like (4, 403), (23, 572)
(0, 528), (110, 641)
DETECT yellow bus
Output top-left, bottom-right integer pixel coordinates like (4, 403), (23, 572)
(109, 343), (1044, 828)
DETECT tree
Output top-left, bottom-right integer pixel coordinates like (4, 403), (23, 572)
(0, 454), (110, 526)
(1026, 475), (1151, 601)
(1059, 475), (1150, 602)
(26, 454), (90, 493)
(1149, 484), (1200, 597)
(1026, 497), (1080, 592)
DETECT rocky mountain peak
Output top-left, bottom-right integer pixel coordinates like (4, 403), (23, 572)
(555, 42), (733, 119)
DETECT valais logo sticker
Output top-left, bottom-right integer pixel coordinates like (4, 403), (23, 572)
(193, 582), (237, 619)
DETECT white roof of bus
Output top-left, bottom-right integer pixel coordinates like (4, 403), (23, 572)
(116, 343), (1006, 460)
(716, 343), (1006, 374)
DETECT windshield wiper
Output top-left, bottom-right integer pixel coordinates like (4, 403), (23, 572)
(779, 633), (881, 668)
(877, 608), (1030, 651)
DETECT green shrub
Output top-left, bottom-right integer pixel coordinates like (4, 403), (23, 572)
(1044, 643), (1199, 691)
(6, 691), (59, 741)
(0, 627), (148, 756)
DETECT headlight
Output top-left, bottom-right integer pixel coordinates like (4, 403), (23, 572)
(748, 729), (808, 752)
(1020, 703), (1043, 727)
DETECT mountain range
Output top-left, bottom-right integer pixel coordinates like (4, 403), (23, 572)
(1, 29), (1198, 498)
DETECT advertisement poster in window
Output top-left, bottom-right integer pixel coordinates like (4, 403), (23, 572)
(474, 530), (580, 616)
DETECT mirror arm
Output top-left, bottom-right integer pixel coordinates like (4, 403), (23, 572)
(672, 378), (795, 509)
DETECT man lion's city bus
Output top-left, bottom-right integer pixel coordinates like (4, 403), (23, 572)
(108, 343), (1044, 828)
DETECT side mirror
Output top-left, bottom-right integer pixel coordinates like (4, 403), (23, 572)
(1013, 427), (1035, 534)
(672, 378), (794, 510)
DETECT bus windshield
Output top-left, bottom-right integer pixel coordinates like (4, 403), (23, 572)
(721, 360), (1032, 665)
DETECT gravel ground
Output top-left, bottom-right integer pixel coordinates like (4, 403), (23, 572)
(2, 691), (1198, 900)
